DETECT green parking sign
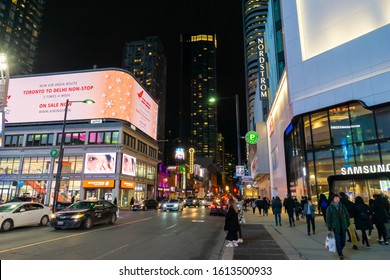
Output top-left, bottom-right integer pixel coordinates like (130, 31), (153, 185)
(50, 149), (59, 158)
(245, 131), (259, 144)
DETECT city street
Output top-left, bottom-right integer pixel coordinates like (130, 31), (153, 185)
(0, 207), (225, 260)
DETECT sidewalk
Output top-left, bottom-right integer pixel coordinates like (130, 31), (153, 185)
(220, 210), (390, 260)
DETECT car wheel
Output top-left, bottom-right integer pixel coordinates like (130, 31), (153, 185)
(1, 219), (13, 232)
(40, 215), (49, 226)
(109, 213), (116, 225)
(144, 206), (148, 211)
(83, 216), (93, 229)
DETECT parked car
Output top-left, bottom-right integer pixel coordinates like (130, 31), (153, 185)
(162, 199), (184, 211)
(184, 197), (200, 208)
(131, 199), (158, 211)
(209, 201), (228, 216)
(0, 202), (51, 232)
(50, 200), (117, 230)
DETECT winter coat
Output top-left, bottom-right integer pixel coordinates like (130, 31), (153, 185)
(272, 199), (282, 214)
(326, 203), (350, 233)
(285, 197), (295, 212)
(303, 203), (316, 218)
(224, 206), (240, 232)
(340, 197), (357, 218)
(371, 197), (389, 224)
(354, 202), (373, 231)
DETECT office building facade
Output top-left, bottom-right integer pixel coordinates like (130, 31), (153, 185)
(0, 0), (45, 75)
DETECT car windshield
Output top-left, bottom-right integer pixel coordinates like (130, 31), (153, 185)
(169, 199), (179, 203)
(0, 203), (22, 212)
(68, 201), (96, 210)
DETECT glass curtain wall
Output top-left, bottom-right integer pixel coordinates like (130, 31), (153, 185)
(285, 102), (390, 201)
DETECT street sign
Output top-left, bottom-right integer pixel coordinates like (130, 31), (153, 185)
(245, 131), (259, 144)
(236, 165), (245, 177)
(50, 149), (59, 158)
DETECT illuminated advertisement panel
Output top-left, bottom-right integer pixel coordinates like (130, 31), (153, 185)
(122, 153), (136, 176)
(0, 112), (3, 147)
(296, 0), (390, 60)
(175, 148), (185, 160)
(84, 152), (116, 174)
(6, 69), (158, 139)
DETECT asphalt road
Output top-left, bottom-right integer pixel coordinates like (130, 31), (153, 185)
(0, 207), (226, 260)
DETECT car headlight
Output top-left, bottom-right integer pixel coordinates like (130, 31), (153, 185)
(141, 204), (144, 207)
(50, 214), (57, 219)
(71, 213), (85, 219)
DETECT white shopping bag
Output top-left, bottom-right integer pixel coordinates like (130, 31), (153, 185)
(325, 235), (336, 253)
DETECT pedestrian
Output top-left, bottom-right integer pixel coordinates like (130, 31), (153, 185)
(272, 196), (282, 226)
(251, 199), (256, 214)
(256, 196), (263, 215)
(285, 194), (295, 227)
(130, 196), (135, 208)
(283, 197), (287, 213)
(371, 194), (389, 245)
(262, 197), (269, 216)
(326, 194), (350, 260)
(340, 192), (359, 250)
(300, 196), (307, 218)
(318, 193), (328, 223)
(224, 198), (240, 247)
(303, 197), (316, 235)
(354, 196), (373, 247)
(294, 197), (301, 221)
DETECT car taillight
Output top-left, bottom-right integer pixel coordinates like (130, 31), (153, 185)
(211, 204), (215, 208)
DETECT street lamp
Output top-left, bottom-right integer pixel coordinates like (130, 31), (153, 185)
(0, 53), (9, 148)
(209, 94), (241, 165)
(52, 99), (95, 212)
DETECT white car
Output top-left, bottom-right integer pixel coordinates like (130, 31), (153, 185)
(162, 199), (184, 211)
(0, 202), (51, 232)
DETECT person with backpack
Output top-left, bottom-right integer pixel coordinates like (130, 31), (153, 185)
(319, 193), (328, 223)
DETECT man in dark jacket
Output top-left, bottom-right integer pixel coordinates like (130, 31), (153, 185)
(340, 192), (358, 250)
(372, 194), (389, 245)
(285, 194), (295, 227)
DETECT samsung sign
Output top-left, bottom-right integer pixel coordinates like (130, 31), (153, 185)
(257, 37), (268, 100)
(341, 164), (390, 175)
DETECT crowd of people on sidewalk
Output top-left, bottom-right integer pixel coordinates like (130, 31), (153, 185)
(224, 192), (390, 260)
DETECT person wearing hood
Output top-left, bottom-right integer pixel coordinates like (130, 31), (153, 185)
(326, 194), (350, 260)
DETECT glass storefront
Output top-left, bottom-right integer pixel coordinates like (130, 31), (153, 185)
(285, 101), (390, 202)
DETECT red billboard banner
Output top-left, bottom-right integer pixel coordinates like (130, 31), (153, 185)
(6, 69), (158, 140)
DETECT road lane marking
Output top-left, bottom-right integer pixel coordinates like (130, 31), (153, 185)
(95, 244), (129, 260)
(166, 224), (177, 229)
(0, 217), (152, 255)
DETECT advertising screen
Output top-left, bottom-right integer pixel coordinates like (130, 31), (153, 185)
(175, 148), (185, 160)
(6, 69), (158, 139)
(84, 152), (116, 174)
(122, 153), (136, 176)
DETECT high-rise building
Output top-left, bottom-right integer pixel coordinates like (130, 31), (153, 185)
(122, 36), (167, 160)
(185, 34), (218, 161)
(242, 0), (269, 128)
(0, 0), (45, 75)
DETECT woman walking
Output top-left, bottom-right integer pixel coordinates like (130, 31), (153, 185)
(354, 196), (373, 247)
(326, 194), (350, 260)
(224, 198), (240, 247)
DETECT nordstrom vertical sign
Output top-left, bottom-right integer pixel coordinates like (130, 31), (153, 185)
(257, 37), (268, 100)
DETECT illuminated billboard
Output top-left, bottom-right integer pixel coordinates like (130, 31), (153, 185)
(6, 69), (158, 140)
(84, 152), (116, 174)
(296, 0), (390, 60)
(122, 153), (136, 176)
(175, 148), (185, 160)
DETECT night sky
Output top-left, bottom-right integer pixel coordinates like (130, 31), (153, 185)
(34, 0), (246, 154)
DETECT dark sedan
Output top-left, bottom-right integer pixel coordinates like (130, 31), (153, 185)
(209, 201), (227, 216)
(50, 200), (117, 230)
(131, 199), (158, 211)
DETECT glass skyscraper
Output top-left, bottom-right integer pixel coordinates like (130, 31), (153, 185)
(0, 0), (45, 75)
